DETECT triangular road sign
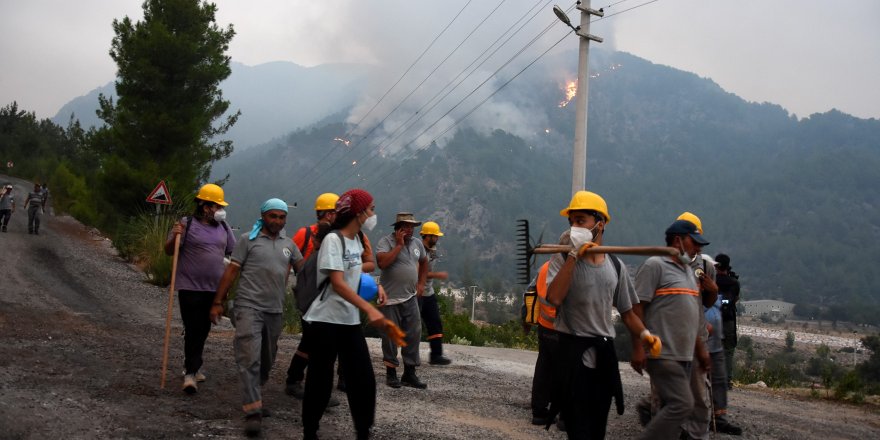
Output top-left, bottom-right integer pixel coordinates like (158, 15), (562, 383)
(146, 180), (173, 205)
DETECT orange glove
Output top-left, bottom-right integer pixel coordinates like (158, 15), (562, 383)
(383, 319), (408, 347)
(641, 329), (662, 358)
(576, 241), (598, 258)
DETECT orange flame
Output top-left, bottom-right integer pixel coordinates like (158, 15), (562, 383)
(558, 80), (577, 108)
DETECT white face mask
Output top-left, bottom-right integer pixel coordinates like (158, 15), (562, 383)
(569, 226), (593, 249)
(213, 208), (227, 223)
(362, 214), (378, 231)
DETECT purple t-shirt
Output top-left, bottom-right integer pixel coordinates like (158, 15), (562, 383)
(168, 218), (236, 292)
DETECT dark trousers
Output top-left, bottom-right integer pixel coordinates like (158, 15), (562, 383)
(286, 319), (342, 384)
(303, 322), (375, 438)
(27, 205), (40, 233)
(562, 361), (614, 439)
(418, 295), (444, 357)
(178, 290), (214, 374)
(531, 325), (560, 417)
(0, 209), (11, 228)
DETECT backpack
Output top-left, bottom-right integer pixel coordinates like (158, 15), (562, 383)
(522, 254), (622, 329)
(294, 230), (346, 315)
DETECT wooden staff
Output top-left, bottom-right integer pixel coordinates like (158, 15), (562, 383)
(532, 244), (679, 257)
(160, 234), (181, 389)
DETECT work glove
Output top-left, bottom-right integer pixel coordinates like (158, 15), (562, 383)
(382, 319), (408, 347)
(641, 329), (662, 358)
(575, 242), (598, 258)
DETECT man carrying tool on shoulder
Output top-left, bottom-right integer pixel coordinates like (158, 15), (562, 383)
(544, 190), (661, 439)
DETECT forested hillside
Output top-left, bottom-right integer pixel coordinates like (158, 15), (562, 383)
(214, 49), (880, 324)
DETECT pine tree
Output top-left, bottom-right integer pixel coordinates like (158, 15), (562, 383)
(95, 0), (238, 225)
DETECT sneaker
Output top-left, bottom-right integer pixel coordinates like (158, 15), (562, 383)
(182, 370), (207, 382)
(716, 420), (743, 436)
(182, 374), (198, 394)
(286, 381), (305, 398)
(386, 371), (402, 389)
(401, 368), (427, 389)
(429, 355), (452, 365)
(244, 413), (262, 437)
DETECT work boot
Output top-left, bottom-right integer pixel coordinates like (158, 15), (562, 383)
(401, 365), (427, 389)
(182, 374), (198, 394)
(244, 413), (262, 437)
(716, 420), (743, 435)
(386, 367), (401, 388)
(531, 408), (553, 426)
(286, 380), (305, 398)
(429, 354), (452, 365)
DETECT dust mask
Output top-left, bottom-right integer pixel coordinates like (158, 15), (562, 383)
(569, 226), (593, 249)
(213, 208), (227, 223)
(362, 214), (378, 231)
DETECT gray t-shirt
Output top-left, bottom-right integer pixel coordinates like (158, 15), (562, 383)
(634, 256), (701, 361)
(423, 247), (440, 297)
(231, 230), (303, 313)
(547, 254), (638, 338)
(376, 234), (426, 305)
(26, 191), (43, 207)
(303, 232), (364, 325)
(0, 193), (13, 210)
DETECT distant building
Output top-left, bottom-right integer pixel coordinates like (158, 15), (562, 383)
(741, 300), (795, 319)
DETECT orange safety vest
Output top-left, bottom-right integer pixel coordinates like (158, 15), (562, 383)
(535, 262), (556, 329)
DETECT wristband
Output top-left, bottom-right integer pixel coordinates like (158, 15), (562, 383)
(640, 329), (652, 340)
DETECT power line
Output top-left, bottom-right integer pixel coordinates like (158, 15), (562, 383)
(302, 1), (563, 195)
(362, 0), (664, 187)
(348, 0), (508, 149)
(284, 0), (474, 193)
(325, 0), (555, 192)
(367, 29), (574, 187)
(303, 0), (663, 194)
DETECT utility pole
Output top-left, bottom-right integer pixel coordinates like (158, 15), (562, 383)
(554, 2), (604, 195)
(469, 285), (478, 322)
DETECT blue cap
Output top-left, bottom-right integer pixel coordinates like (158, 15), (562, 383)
(665, 219), (710, 245)
(358, 274), (378, 302)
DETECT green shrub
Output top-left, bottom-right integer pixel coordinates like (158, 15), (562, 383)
(115, 204), (189, 286)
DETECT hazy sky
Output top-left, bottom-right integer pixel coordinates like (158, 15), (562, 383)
(1, 0), (878, 121)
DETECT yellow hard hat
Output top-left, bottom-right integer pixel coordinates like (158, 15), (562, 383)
(559, 190), (610, 223)
(677, 212), (703, 234)
(196, 183), (228, 206)
(420, 221), (444, 236)
(315, 193), (339, 211)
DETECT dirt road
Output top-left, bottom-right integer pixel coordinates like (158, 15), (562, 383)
(0, 175), (878, 439)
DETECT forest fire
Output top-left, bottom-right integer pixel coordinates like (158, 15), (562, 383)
(558, 80), (577, 107)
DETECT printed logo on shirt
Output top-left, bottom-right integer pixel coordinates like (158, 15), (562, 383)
(413, 248), (421, 258)
(282, 248), (292, 258)
(343, 249), (361, 270)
